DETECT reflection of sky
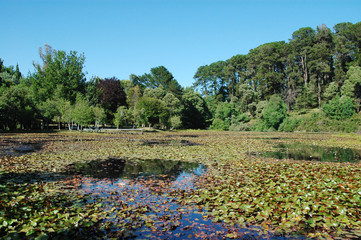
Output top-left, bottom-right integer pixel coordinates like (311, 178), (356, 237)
(77, 164), (292, 239)
(80, 164), (207, 194)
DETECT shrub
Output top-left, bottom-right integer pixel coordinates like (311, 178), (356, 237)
(261, 95), (287, 130)
(279, 117), (301, 132)
(322, 96), (355, 120)
(210, 118), (230, 131)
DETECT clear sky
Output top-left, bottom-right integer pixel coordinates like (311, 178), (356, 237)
(1, 0), (361, 87)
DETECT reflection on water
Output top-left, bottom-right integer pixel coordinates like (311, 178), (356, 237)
(65, 158), (204, 179)
(256, 143), (361, 163)
(65, 158), (287, 239)
(0, 142), (43, 157)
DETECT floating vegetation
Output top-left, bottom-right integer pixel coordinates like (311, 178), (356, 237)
(1, 131), (361, 239)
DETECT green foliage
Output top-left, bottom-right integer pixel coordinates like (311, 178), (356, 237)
(261, 95), (287, 129)
(236, 84), (257, 112)
(132, 66), (183, 98)
(210, 118), (230, 131)
(162, 92), (183, 116)
(143, 85), (166, 99)
(0, 83), (37, 130)
(169, 115), (182, 129)
(229, 114), (251, 131)
(113, 106), (132, 128)
(30, 44), (86, 103)
(323, 82), (339, 101)
(72, 94), (93, 128)
(181, 88), (211, 129)
(322, 95), (355, 120)
(295, 86), (318, 109)
(92, 105), (106, 127)
(136, 97), (169, 127)
(278, 117), (301, 132)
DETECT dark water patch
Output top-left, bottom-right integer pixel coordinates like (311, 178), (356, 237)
(251, 143), (361, 163)
(65, 157), (204, 180)
(0, 142), (44, 157)
(142, 139), (201, 146)
(165, 134), (200, 138)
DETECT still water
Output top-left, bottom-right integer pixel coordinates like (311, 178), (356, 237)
(257, 142), (361, 163)
(66, 158), (290, 239)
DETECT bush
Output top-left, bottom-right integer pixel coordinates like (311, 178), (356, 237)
(229, 122), (251, 131)
(279, 117), (301, 132)
(210, 118), (230, 130)
(261, 95), (287, 130)
(322, 96), (355, 120)
(251, 119), (272, 132)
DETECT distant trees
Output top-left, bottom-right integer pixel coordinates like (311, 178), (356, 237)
(190, 21), (361, 132)
(1, 21), (361, 132)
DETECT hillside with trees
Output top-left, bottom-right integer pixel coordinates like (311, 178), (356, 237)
(1, 22), (361, 132)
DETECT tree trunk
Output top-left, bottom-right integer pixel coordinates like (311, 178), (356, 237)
(318, 77), (322, 109)
(301, 54), (308, 88)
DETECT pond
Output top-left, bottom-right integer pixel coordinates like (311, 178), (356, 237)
(64, 158), (289, 239)
(253, 142), (361, 163)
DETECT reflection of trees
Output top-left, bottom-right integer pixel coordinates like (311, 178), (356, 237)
(66, 158), (202, 179)
(265, 143), (361, 163)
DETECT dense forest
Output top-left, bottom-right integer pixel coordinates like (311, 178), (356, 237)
(1, 21), (361, 132)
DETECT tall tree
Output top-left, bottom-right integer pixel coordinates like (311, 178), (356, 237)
(309, 24), (334, 108)
(193, 61), (228, 101)
(131, 66), (183, 98)
(333, 22), (355, 84)
(289, 27), (316, 88)
(247, 41), (286, 98)
(30, 44), (86, 103)
(224, 54), (248, 97)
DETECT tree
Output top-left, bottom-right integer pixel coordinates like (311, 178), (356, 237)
(181, 88), (211, 129)
(210, 102), (238, 130)
(333, 22), (355, 84)
(30, 44), (86, 103)
(323, 82), (339, 101)
(97, 77), (127, 120)
(247, 41), (286, 98)
(126, 85), (142, 109)
(289, 27), (316, 88)
(162, 92), (183, 116)
(323, 95), (355, 120)
(309, 24), (334, 108)
(224, 54), (248, 97)
(132, 66), (183, 98)
(341, 66), (361, 111)
(136, 97), (169, 127)
(193, 61), (228, 100)
(72, 94), (93, 129)
(143, 85), (166, 99)
(38, 85), (72, 129)
(0, 83), (37, 130)
(113, 106), (131, 128)
(236, 84), (258, 113)
(93, 105), (106, 128)
(261, 95), (287, 130)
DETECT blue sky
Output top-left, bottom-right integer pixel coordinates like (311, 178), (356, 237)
(2, 0), (361, 87)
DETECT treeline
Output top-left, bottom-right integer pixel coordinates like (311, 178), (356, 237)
(194, 22), (361, 132)
(0, 45), (210, 130)
(1, 21), (361, 132)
